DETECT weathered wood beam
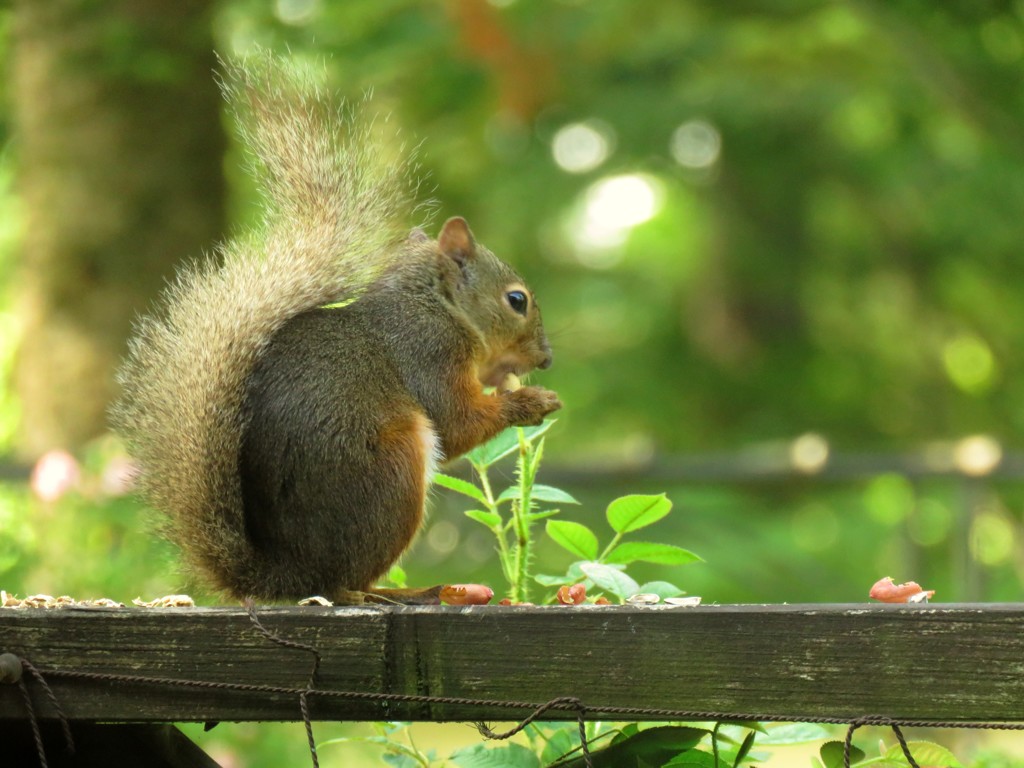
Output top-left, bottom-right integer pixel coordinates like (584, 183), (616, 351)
(1, 604), (1022, 724)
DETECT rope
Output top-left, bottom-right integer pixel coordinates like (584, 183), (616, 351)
(475, 696), (592, 767)
(16, 675), (48, 768)
(891, 724), (918, 768)
(244, 599), (323, 768)
(2, 653), (75, 768)
(20, 658), (74, 758)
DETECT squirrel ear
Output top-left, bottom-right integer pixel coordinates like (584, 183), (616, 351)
(408, 227), (430, 243)
(438, 216), (476, 266)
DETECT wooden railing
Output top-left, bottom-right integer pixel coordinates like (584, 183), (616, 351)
(3, 603), (1024, 765)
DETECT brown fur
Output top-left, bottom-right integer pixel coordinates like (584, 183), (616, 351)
(113, 53), (561, 603)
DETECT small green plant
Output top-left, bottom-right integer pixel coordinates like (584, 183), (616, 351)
(321, 720), (765, 767)
(433, 420), (572, 603)
(361, 425), (976, 768)
(536, 491), (701, 603)
(433, 420), (701, 604)
(817, 735), (963, 768)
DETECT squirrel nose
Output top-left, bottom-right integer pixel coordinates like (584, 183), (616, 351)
(538, 353), (553, 370)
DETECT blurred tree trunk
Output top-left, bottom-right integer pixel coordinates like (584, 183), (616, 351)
(10, 0), (225, 458)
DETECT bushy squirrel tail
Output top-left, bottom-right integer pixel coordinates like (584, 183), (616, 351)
(112, 52), (419, 596)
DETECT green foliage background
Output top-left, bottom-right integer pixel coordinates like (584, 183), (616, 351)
(3, 2), (1024, 764)
(3, 0), (1024, 605)
(222, 1), (1024, 608)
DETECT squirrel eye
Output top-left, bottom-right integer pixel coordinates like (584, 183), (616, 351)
(506, 290), (529, 316)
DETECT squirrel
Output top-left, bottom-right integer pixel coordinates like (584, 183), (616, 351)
(112, 54), (561, 605)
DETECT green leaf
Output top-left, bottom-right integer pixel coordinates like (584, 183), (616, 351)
(556, 726), (708, 768)
(605, 541), (702, 566)
(533, 572), (570, 587)
(526, 509), (560, 522)
(611, 724), (640, 743)
(539, 724), (581, 765)
(495, 486), (520, 504)
(580, 561), (640, 601)
(733, 730), (756, 766)
(536, 559), (617, 588)
(754, 723), (831, 746)
(450, 742), (540, 768)
(530, 484), (580, 504)
(466, 428), (520, 468)
(466, 421), (556, 468)
(882, 740), (963, 768)
(433, 473), (488, 505)
(711, 725), (744, 746)
(525, 435), (546, 481)
(606, 494), (672, 534)
(819, 740), (865, 768)
(319, 735), (424, 767)
(637, 580), (685, 599)
(464, 509), (502, 528)
(522, 420), (556, 439)
(546, 520), (599, 560)
(496, 483), (576, 506)
(716, 722), (767, 737)
(664, 749), (717, 768)
(491, 483), (573, 507)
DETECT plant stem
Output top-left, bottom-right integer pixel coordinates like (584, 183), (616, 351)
(402, 726), (432, 768)
(474, 459), (496, 504)
(472, 460), (514, 588)
(510, 430), (536, 603)
(597, 531), (624, 563)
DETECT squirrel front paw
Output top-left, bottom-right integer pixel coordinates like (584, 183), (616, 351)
(502, 386), (562, 426)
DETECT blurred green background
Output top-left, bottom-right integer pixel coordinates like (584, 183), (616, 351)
(3, 1), (1024, 765)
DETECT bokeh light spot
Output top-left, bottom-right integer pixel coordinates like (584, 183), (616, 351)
(790, 433), (829, 474)
(569, 174), (663, 267)
(971, 511), (1014, 566)
(954, 435), (1002, 476)
(943, 333), (996, 394)
(275, 0), (320, 26)
(551, 121), (613, 174)
(907, 499), (952, 547)
(670, 120), (721, 169)
(863, 473), (914, 526)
